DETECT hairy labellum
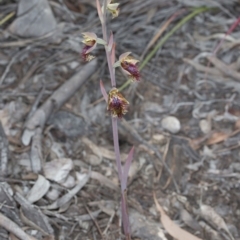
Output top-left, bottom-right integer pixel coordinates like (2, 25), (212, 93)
(121, 61), (140, 81)
(108, 88), (129, 118)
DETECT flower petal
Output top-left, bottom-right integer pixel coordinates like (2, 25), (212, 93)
(119, 52), (131, 61)
(82, 32), (97, 40)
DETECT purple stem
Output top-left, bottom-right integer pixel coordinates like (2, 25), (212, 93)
(112, 117), (122, 180)
(101, 0), (122, 182)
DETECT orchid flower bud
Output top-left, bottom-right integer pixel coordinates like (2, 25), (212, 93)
(107, 0), (120, 18)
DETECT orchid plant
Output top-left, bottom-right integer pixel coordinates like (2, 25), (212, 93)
(81, 0), (140, 239)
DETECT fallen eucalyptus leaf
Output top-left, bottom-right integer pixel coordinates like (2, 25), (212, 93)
(26, 175), (50, 203)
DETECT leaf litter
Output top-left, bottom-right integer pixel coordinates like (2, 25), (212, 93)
(0, 0), (240, 239)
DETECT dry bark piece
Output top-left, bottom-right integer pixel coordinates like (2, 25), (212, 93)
(43, 158), (73, 184)
(9, 0), (57, 38)
(26, 175), (50, 203)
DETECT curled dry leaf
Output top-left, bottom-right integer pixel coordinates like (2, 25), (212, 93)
(153, 193), (202, 240)
(43, 158), (73, 184)
(26, 175), (50, 203)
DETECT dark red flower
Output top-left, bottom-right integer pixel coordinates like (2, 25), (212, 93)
(121, 61), (140, 81)
(117, 52), (140, 81)
(108, 88), (129, 118)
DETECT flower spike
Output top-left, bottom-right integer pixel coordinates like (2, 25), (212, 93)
(108, 88), (129, 118)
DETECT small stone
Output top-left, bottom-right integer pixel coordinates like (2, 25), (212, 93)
(161, 116), (181, 134)
(199, 119), (211, 134)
